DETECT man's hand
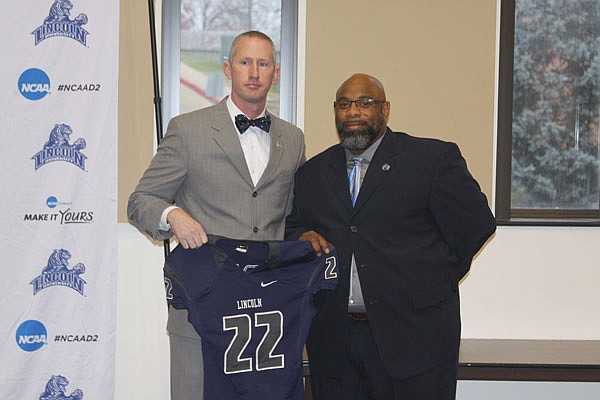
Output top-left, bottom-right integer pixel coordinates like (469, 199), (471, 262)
(298, 230), (330, 256)
(167, 208), (208, 249)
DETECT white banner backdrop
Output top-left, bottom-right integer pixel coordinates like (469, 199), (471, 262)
(0, 1), (119, 398)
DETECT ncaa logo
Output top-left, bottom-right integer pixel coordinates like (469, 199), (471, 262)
(47, 196), (59, 208)
(16, 319), (48, 352)
(18, 68), (51, 100)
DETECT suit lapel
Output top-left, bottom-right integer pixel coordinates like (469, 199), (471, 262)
(256, 112), (284, 187)
(353, 129), (404, 210)
(326, 146), (354, 212)
(210, 100), (254, 187)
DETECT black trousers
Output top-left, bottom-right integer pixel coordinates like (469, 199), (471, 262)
(310, 317), (458, 400)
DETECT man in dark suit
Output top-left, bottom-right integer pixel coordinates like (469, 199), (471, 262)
(128, 31), (305, 400)
(285, 73), (495, 400)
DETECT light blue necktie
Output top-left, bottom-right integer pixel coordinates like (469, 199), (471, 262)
(349, 157), (363, 207)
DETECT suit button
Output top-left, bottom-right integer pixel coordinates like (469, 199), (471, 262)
(360, 264), (367, 269)
(350, 225), (358, 233)
(253, 227), (259, 233)
(252, 191), (258, 197)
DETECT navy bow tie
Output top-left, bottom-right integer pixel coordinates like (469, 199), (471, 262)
(235, 114), (271, 133)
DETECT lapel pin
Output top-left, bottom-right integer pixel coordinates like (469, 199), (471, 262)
(382, 163), (391, 171)
(276, 141), (282, 149)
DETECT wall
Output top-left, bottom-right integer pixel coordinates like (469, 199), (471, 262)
(116, 2), (169, 399)
(118, 0), (154, 222)
(117, 0), (600, 398)
(303, 1), (496, 198)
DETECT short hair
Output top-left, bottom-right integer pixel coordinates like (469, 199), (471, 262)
(228, 31), (277, 65)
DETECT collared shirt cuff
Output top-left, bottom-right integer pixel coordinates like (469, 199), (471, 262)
(159, 205), (180, 231)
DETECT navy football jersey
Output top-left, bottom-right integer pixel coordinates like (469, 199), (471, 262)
(163, 236), (338, 400)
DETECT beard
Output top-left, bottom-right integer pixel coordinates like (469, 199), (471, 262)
(336, 115), (385, 152)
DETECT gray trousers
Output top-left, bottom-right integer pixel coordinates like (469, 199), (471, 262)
(168, 308), (204, 400)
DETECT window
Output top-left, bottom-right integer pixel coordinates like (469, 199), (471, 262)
(160, 0), (298, 129)
(496, 0), (600, 225)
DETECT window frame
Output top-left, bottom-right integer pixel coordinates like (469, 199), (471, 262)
(495, 0), (600, 226)
(159, 0), (299, 130)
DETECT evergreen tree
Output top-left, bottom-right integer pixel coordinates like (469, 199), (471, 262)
(511, 0), (600, 209)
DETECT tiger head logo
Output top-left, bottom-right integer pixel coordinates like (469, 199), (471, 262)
(39, 375), (84, 400)
(44, 0), (88, 25)
(33, 0), (89, 46)
(44, 124), (86, 150)
(42, 249), (85, 275)
(33, 123), (88, 170)
(44, 124), (72, 147)
(31, 249), (87, 295)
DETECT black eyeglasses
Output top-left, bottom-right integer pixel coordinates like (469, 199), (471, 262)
(334, 98), (386, 110)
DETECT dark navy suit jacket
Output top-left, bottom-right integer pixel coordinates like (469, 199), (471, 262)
(285, 128), (496, 379)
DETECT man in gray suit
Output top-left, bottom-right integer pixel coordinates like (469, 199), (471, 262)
(128, 31), (305, 400)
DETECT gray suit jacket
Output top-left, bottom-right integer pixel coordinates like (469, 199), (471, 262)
(128, 98), (305, 336)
